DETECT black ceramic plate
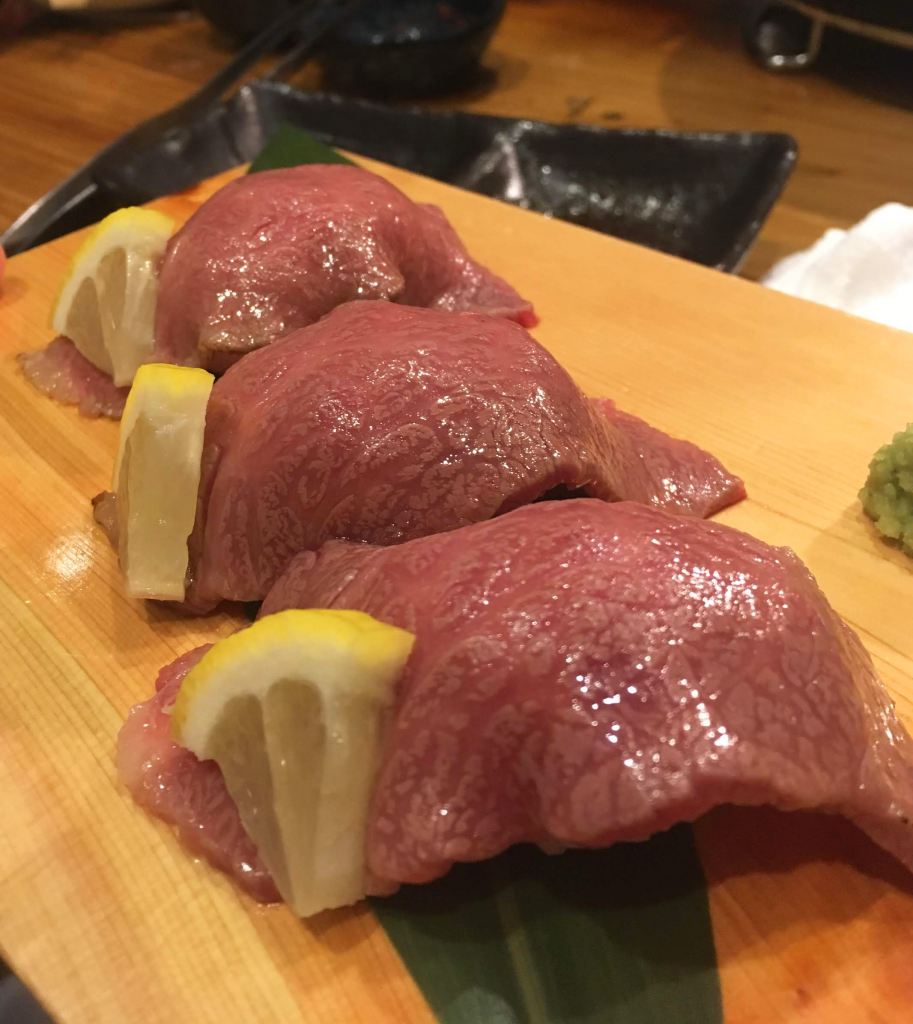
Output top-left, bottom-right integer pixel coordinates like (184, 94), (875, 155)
(233, 84), (797, 270)
(3, 83), (796, 270)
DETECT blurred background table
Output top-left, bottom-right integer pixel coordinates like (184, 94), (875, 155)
(2, 0), (913, 279)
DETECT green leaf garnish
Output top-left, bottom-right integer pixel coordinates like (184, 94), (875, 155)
(247, 124), (354, 174)
(372, 825), (721, 1023)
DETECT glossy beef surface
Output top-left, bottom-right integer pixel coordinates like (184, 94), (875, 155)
(182, 302), (744, 610)
(264, 500), (913, 885)
(154, 164), (536, 369)
(123, 500), (913, 898)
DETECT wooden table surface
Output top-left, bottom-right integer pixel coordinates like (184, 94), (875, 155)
(3, 0), (913, 279)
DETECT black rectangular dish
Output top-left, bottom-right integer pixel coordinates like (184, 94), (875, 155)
(2, 81), (796, 271)
(234, 84), (797, 271)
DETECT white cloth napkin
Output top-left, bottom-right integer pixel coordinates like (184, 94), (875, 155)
(763, 203), (913, 333)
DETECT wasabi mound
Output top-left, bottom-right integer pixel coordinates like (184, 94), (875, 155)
(860, 423), (913, 555)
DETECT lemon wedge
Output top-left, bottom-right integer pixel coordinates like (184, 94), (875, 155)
(172, 609), (415, 917)
(51, 207), (173, 386)
(114, 363), (214, 601)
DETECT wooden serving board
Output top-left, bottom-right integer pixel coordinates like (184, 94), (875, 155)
(1, 159), (912, 1024)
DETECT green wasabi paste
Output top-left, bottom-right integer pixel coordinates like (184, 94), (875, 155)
(860, 423), (913, 555)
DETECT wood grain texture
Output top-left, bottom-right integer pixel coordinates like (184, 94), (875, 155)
(4, 0), (913, 279)
(1, 160), (912, 1023)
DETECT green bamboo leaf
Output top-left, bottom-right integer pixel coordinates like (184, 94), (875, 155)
(247, 124), (354, 174)
(371, 824), (721, 1024)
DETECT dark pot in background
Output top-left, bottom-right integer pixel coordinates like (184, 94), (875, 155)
(744, 0), (913, 70)
(319, 0), (504, 97)
(196, 0), (289, 40)
(194, 0), (505, 97)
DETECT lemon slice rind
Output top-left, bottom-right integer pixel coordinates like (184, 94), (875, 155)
(172, 609), (415, 917)
(52, 207), (173, 387)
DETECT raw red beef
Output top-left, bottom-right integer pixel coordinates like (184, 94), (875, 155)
(154, 165), (536, 370)
(590, 398), (743, 520)
(177, 302), (744, 611)
(117, 645), (279, 903)
(123, 500), (913, 901)
(17, 337), (129, 418)
(261, 500), (913, 887)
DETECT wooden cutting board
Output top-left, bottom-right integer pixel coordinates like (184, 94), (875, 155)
(1, 158), (911, 1024)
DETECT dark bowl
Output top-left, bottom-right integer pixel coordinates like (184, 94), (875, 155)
(194, 0), (289, 41)
(194, 0), (505, 98)
(319, 0), (504, 97)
